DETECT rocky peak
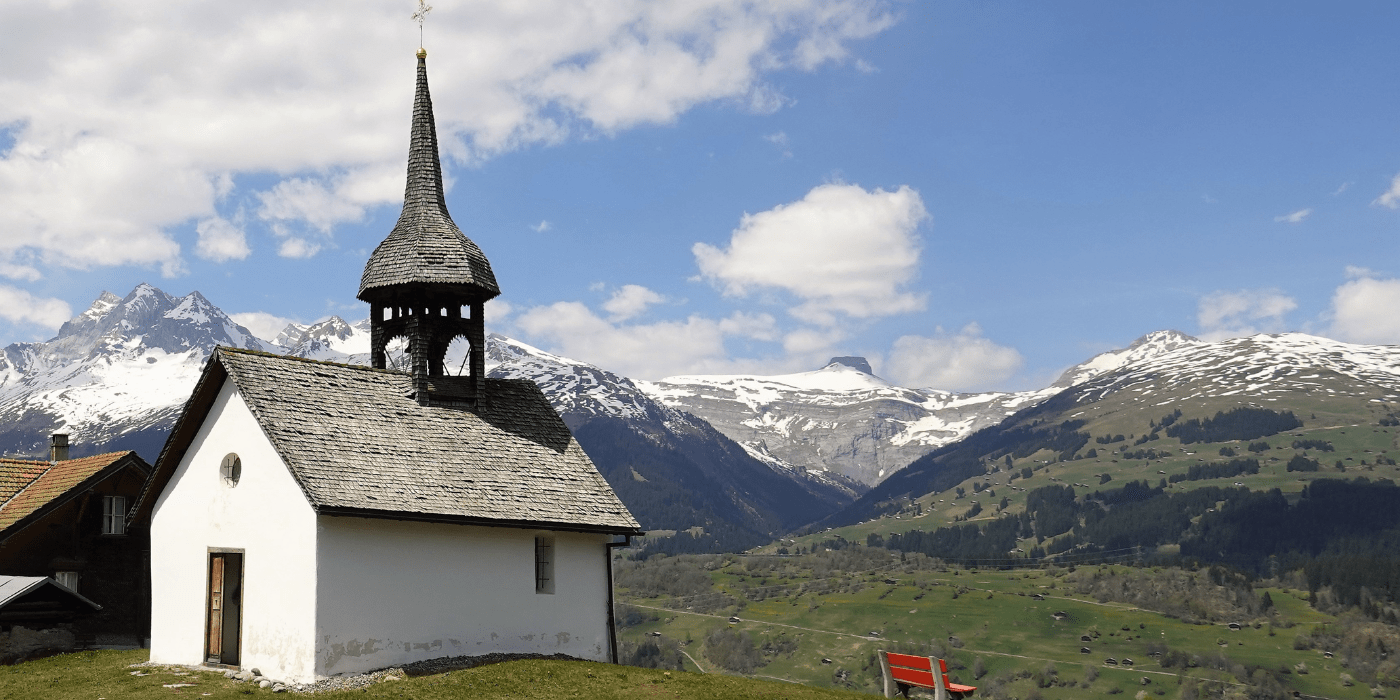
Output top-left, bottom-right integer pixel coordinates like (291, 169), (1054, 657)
(824, 356), (874, 375)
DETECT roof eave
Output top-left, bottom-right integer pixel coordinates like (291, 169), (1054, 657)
(314, 505), (643, 537)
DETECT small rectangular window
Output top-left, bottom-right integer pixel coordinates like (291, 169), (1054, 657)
(55, 571), (79, 592)
(534, 536), (554, 594)
(102, 495), (126, 535)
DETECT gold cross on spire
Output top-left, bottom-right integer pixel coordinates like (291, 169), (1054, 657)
(412, 0), (433, 50)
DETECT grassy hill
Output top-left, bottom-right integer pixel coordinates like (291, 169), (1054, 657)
(615, 552), (1393, 700)
(0, 649), (867, 699)
(801, 335), (1400, 553)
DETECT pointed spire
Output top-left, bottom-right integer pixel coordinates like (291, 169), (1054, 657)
(402, 48), (449, 221)
(358, 50), (499, 301)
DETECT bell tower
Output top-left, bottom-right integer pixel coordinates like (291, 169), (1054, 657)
(358, 48), (500, 406)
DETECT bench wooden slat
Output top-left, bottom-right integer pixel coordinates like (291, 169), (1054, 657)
(890, 665), (937, 687)
(886, 652), (934, 672)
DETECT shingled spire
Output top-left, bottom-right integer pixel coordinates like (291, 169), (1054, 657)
(358, 49), (499, 406)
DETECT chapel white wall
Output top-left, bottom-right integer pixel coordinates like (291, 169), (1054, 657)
(148, 379), (319, 682)
(315, 517), (612, 677)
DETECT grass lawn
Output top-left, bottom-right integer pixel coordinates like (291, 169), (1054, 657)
(0, 649), (870, 700)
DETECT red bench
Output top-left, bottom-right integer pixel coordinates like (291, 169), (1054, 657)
(878, 651), (977, 700)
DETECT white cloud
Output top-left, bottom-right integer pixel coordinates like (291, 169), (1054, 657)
(783, 327), (846, 355)
(277, 238), (321, 259)
(885, 324), (1024, 392)
(0, 285), (73, 331)
(0, 263), (41, 282)
(513, 301), (782, 379)
(764, 131), (792, 158)
(485, 298), (515, 324)
(194, 217), (251, 262)
(229, 311), (299, 343)
(0, 1), (895, 275)
(532, 220), (551, 233)
(1375, 173), (1400, 209)
(693, 183), (928, 325)
(1327, 273), (1400, 344)
(602, 284), (665, 321)
(1196, 289), (1297, 341)
(257, 178), (366, 234)
(1333, 181), (1352, 196)
(1274, 208), (1312, 224)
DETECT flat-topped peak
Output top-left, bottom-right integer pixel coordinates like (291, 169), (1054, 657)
(823, 356), (874, 374)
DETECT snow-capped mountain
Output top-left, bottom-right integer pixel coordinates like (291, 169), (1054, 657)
(0, 284), (272, 458)
(634, 339), (1204, 487)
(484, 334), (862, 493)
(1049, 330), (1202, 388)
(829, 330), (1400, 527)
(1068, 331), (1400, 408)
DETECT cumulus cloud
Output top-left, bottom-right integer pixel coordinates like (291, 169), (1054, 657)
(513, 301), (777, 379)
(0, 285), (73, 331)
(1196, 289), (1297, 341)
(277, 237), (322, 259)
(1274, 208), (1312, 224)
(532, 220), (551, 233)
(884, 324), (1024, 392)
(1327, 273), (1400, 344)
(602, 284), (665, 321)
(693, 183), (928, 325)
(194, 217), (251, 262)
(0, 1), (895, 276)
(229, 311), (300, 343)
(1375, 173), (1400, 209)
(257, 177), (367, 234)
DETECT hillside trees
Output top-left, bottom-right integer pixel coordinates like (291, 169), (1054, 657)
(1165, 407), (1302, 444)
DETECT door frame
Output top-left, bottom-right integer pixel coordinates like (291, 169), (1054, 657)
(203, 547), (245, 667)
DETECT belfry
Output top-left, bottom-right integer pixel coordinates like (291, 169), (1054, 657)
(358, 48), (500, 406)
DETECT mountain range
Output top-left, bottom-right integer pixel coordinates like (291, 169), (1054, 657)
(6, 284), (1400, 552)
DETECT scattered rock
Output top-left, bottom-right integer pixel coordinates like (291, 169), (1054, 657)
(259, 679), (273, 689)
(273, 684), (286, 693)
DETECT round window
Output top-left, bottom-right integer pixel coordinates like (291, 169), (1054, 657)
(221, 453), (241, 487)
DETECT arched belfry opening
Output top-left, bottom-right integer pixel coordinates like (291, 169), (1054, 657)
(358, 48), (499, 406)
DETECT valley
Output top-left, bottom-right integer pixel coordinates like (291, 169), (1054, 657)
(615, 553), (1387, 700)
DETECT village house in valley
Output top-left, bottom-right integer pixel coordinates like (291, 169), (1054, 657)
(130, 48), (642, 683)
(0, 435), (152, 659)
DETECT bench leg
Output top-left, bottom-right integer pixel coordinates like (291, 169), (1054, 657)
(879, 651), (897, 698)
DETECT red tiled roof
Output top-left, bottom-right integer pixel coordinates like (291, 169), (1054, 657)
(0, 453), (133, 531)
(0, 459), (49, 506)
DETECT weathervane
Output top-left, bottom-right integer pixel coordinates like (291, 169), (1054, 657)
(412, 0), (433, 50)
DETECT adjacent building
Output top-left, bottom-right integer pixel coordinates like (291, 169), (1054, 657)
(0, 436), (152, 653)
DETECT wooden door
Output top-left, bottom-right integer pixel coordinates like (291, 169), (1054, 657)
(206, 555), (224, 662)
(205, 553), (243, 665)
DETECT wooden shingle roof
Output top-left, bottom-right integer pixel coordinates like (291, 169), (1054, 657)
(358, 51), (499, 301)
(135, 349), (640, 535)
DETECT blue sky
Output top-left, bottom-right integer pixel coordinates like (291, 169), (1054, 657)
(2, 1), (1399, 390)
